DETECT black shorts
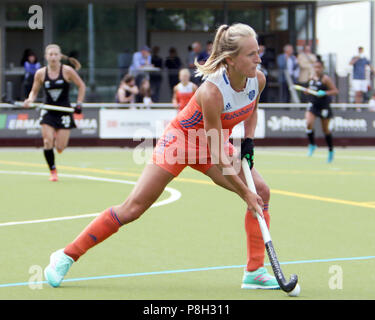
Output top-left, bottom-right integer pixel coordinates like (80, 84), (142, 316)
(40, 110), (76, 129)
(307, 104), (333, 119)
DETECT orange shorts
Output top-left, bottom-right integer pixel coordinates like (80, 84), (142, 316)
(152, 124), (236, 177)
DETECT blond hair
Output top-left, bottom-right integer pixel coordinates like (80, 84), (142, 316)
(45, 44), (61, 54)
(45, 44), (81, 71)
(194, 23), (257, 79)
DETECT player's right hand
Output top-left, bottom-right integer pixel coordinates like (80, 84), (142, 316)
(23, 99), (33, 108)
(244, 191), (264, 218)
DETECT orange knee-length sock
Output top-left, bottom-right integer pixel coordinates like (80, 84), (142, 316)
(245, 203), (270, 272)
(64, 208), (123, 261)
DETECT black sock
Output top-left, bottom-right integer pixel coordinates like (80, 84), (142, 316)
(306, 129), (315, 145)
(325, 133), (333, 151)
(43, 149), (56, 171)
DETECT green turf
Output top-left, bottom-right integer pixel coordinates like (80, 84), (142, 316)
(0, 147), (375, 300)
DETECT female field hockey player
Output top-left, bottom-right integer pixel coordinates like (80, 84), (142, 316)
(24, 44), (86, 181)
(172, 68), (198, 112)
(304, 59), (338, 163)
(45, 23), (280, 290)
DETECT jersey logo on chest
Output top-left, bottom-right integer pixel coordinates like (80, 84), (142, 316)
(48, 88), (63, 102)
(248, 90), (256, 101)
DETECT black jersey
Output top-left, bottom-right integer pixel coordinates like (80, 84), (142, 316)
(308, 75), (331, 108)
(43, 64), (71, 108)
(40, 65), (76, 129)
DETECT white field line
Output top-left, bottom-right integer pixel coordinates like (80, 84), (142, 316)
(0, 170), (181, 227)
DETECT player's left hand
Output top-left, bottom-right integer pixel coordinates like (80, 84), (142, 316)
(241, 138), (254, 169)
(74, 103), (82, 114)
(317, 90), (326, 97)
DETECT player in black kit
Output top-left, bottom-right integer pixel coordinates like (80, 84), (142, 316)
(303, 60), (338, 163)
(24, 44), (86, 181)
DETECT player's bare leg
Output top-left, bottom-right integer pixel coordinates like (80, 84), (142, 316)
(305, 111), (317, 156)
(41, 124), (58, 181)
(41, 124), (55, 149)
(113, 163), (175, 225)
(321, 118), (334, 163)
(55, 129), (71, 154)
(45, 163), (175, 287)
(205, 163), (269, 202)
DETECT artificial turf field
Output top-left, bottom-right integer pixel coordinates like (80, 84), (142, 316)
(0, 147), (374, 300)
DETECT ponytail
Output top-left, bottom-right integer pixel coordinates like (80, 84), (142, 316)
(45, 44), (81, 71)
(194, 25), (229, 78)
(194, 23), (257, 79)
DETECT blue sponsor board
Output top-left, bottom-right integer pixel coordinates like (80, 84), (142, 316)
(0, 109), (99, 138)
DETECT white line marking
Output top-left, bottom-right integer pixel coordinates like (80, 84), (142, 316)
(0, 170), (181, 227)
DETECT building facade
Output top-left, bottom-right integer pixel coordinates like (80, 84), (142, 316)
(1, 0), (318, 102)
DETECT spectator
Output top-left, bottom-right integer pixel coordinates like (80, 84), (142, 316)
(349, 46), (375, 104)
(258, 45), (269, 72)
(20, 48), (34, 66)
(188, 41), (202, 86)
(188, 41), (202, 69)
(118, 49), (133, 79)
(23, 51), (41, 98)
(129, 46), (153, 86)
(297, 45), (317, 102)
(257, 44), (270, 102)
(369, 92), (375, 112)
(116, 74), (139, 103)
(135, 78), (153, 107)
(172, 68), (198, 112)
(277, 44), (299, 103)
(150, 46), (163, 102)
(165, 47), (182, 93)
(185, 44), (193, 67)
(197, 40), (213, 64)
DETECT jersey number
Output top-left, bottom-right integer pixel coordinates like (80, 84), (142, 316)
(321, 109), (329, 118)
(61, 115), (71, 128)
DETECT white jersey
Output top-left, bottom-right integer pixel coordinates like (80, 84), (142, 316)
(206, 68), (259, 115)
(176, 82), (194, 93)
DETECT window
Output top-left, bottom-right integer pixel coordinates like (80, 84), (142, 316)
(267, 7), (288, 31)
(94, 4), (136, 68)
(53, 5), (88, 67)
(147, 8), (223, 32)
(227, 9), (263, 31)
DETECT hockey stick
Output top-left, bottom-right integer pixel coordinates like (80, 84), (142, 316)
(241, 158), (299, 293)
(10, 101), (74, 113)
(293, 84), (318, 96)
